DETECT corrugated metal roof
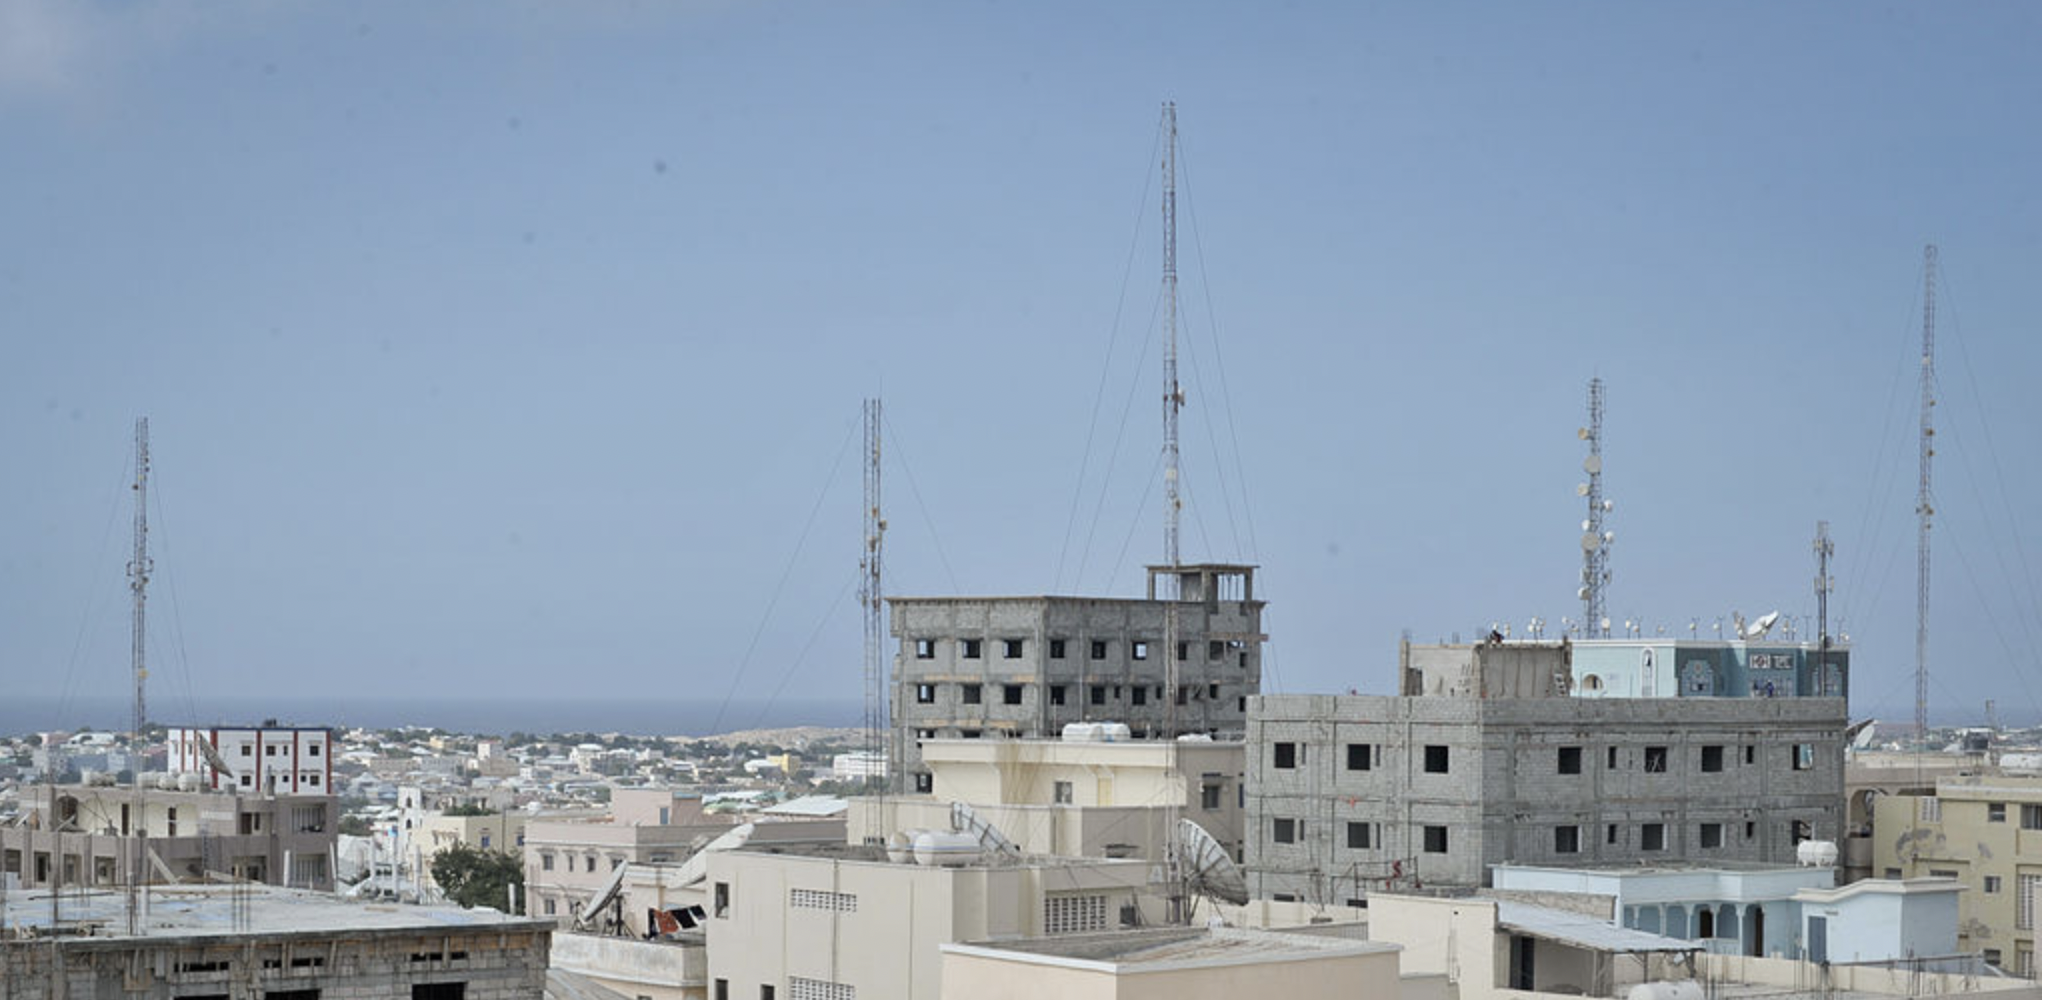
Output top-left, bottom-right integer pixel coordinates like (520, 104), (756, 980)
(1496, 900), (1704, 954)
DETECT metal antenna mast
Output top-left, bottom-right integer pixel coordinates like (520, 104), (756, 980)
(126, 417), (153, 933)
(1158, 101), (1188, 923)
(860, 399), (887, 812)
(1814, 520), (1834, 693)
(1577, 379), (1613, 637)
(1915, 245), (1937, 746)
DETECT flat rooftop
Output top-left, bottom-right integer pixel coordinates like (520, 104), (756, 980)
(944, 926), (1392, 971)
(5, 884), (550, 941)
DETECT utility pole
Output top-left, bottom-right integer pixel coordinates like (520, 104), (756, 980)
(126, 417), (152, 933)
(1915, 246), (1936, 747)
(1578, 379), (1613, 637)
(860, 400), (887, 814)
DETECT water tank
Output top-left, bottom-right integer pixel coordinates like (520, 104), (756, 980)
(175, 773), (202, 792)
(885, 830), (920, 865)
(79, 769), (104, 787)
(910, 831), (982, 867)
(154, 771), (178, 790)
(1627, 982), (1705, 1000)
(1059, 722), (1130, 742)
(1796, 840), (1840, 868)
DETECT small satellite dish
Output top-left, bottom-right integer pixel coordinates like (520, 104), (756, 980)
(1577, 586), (1591, 599)
(1578, 427), (1590, 440)
(1583, 455), (1602, 474)
(1581, 532), (1599, 552)
(1600, 617), (1611, 631)
(1602, 499), (1614, 511)
(1581, 519), (1592, 531)
(1576, 483), (1591, 497)
(1604, 531), (1615, 543)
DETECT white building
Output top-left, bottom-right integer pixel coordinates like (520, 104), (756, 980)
(168, 724), (333, 795)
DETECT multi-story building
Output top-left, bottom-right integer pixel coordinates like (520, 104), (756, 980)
(1244, 693), (1846, 899)
(890, 563), (1265, 792)
(850, 733), (1244, 862)
(1400, 635), (1849, 700)
(0, 783), (338, 890)
(1871, 776), (2042, 977)
(168, 723), (334, 795)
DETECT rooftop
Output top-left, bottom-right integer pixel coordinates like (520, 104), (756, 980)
(943, 925), (1390, 972)
(4, 884), (550, 942)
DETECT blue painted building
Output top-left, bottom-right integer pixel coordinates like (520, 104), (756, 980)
(1567, 637), (1849, 700)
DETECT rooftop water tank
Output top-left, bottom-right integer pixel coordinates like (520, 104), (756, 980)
(911, 830), (981, 868)
(1796, 840), (1840, 868)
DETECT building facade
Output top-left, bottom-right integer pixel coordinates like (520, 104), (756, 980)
(1400, 636), (1850, 700)
(890, 563), (1265, 792)
(0, 784), (337, 891)
(169, 724), (334, 795)
(1870, 776), (2041, 977)
(1244, 694), (1847, 900)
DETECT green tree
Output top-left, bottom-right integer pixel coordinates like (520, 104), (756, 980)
(338, 815), (372, 836)
(429, 843), (524, 913)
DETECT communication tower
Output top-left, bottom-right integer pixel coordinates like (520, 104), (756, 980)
(1576, 379), (1613, 637)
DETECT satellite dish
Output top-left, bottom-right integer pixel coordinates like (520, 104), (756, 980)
(1600, 617), (1611, 632)
(1577, 427), (1590, 440)
(1602, 499), (1614, 512)
(1577, 586), (1590, 600)
(1604, 531), (1615, 543)
(1583, 456), (1602, 474)
(950, 802), (1021, 856)
(1176, 819), (1249, 907)
(1581, 532), (1599, 552)
(1575, 483), (1591, 497)
(1745, 611), (1780, 639)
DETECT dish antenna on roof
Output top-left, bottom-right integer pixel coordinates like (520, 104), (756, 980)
(1175, 819), (1249, 909)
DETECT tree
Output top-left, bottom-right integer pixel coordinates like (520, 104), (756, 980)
(429, 844), (524, 913)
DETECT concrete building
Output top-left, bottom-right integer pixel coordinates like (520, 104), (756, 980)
(889, 563), (1265, 791)
(0, 883), (550, 999)
(168, 723), (334, 795)
(422, 809), (529, 855)
(1399, 635), (1850, 700)
(1, 783), (337, 891)
(1245, 694), (1847, 898)
(703, 843), (1158, 1000)
(850, 734), (1244, 862)
(938, 926), (1401, 1000)
(1870, 775), (2041, 977)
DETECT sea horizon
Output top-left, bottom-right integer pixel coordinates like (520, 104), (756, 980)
(1, 694), (863, 741)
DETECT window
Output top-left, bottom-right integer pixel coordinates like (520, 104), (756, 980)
(1918, 798), (1942, 823)
(915, 639), (935, 659)
(1273, 743), (1297, 770)
(1745, 744), (1756, 765)
(1132, 641), (1149, 660)
(1201, 783), (1222, 810)
(1700, 746), (1724, 773)
(1002, 684), (1024, 705)
(1272, 818), (1297, 844)
(714, 881), (731, 918)
(1644, 746), (1668, 773)
(1209, 640), (1225, 660)
(1641, 823), (1666, 851)
(1053, 781), (1073, 805)
(1131, 687), (1147, 706)
(1557, 747), (1582, 775)
(916, 683), (935, 704)
(788, 978), (854, 1000)
(961, 684), (982, 705)
(268, 745), (278, 756)
(1701, 823), (1723, 849)
(1606, 823), (1618, 845)
(1607, 746), (1618, 769)
(1555, 826), (1581, 854)
(1048, 685), (1067, 706)
(1791, 819), (1813, 846)
(1984, 949), (2003, 969)
(1090, 685), (1107, 705)
(413, 984), (465, 1000)
(1885, 867), (1903, 878)
(1792, 744), (1815, 770)
(1989, 802), (2007, 823)
(1090, 640), (1107, 660)
(544, 898), (557, 915)
(1348, 744), (1374, 771)
(2023, 804), (2042, 829)
(241, 774), (253, 787)
(586, 856), (596, 873)
(1049, 639), (1067, 659)
(242, 745), (253, 757)
(914, 773), (932, 793)
(1044, 894), (1110, 935)
(1745, 820), (1756, 840)
(715, 981), (729, 1000)
(1424, 745), (1449, 773)
(761, 986), (776, 1000)
(308, 743), (321, 756)
(960, 638), (982, 659)
(2019, 874), (2039, 930)
(1423, 825), (1449, 853)
(1349, 822), (1377, 849)
(960, 729), (981, 739)
(916, 728), (935, 739)
(1002, 638), (1024, 659)
(1985, 876), (2003, 894)
(1176, 640), (1189, 661)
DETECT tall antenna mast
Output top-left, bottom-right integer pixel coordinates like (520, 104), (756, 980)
(1915, 245), (1937, 746)
(1814, 520), (1833, 693)
(1577, 378), (1612, 637)
(126, 417), (152, 933)
(859, 399), (887, 816)
(1161, 101), (1183, 573)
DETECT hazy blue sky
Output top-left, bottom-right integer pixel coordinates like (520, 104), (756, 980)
(2, 2), (2039, 727)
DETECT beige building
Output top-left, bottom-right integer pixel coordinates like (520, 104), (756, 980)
(1871, 775), (2042, 977)
(848, 735), (1244, 861)
(939, 925), (1401, 1000)
(422, 810), (528, 856)
(703, 843), (1158, 1000)
(0, 783), (336, 891)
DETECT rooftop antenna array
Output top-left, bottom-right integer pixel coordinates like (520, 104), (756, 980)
(1158, 100), (1187, 924)
(126, 417), (153, 933)
(1576, 378), (1614, 637)
(860, 399), (887, 818)
(1913, 245), (1937, 747)
(1814, 521), (1834, 693)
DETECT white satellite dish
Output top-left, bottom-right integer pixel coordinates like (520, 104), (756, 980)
(1577, 427), (1590, 440)
(1602, 499), (1614, 512)
(1744, 611), (1780, 639)
(1581, 532), (1599, 552)
(950, 802), (1021, 856)
(1577, 586), (1590, 600)
(1176, 819), (1249, 907)
(1576, 483), (1591, 497)
(1583, 455), (1602, 474)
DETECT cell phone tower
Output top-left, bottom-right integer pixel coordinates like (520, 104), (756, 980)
(1914, 245), (1937, 747)
(1577, 379), (1614, 637)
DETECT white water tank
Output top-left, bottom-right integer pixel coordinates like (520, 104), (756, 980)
(175, 773), (202, 792)
(155, 771), (179, 790)
(1796, 840), (1839, 868)
(885, 830), (920, 865)
(1627, 982), (1705, 1000)
(1060, 722), (1131, 742)
(911, 831), (981, 867)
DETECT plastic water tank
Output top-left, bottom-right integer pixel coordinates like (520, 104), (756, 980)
(885, 830), (920, 865)
(1059, 722), (1131, 742)
(1796, 840), (1840, 868)
(175, 772), (202, 792)
(78, 769), (101, 786)
(911, 831), (982, 867)
(1627, 982), (1705, 1000)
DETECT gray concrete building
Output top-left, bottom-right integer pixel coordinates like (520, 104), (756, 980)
(1244, 693), (1847, 902)
(1, 783), (337, 892)
(889, 563), (1265, 792)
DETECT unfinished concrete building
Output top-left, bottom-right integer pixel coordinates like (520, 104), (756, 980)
(1, 783), (337, 892)
(1244, 693), (1847, 902)
(889, 563), (1265, 792)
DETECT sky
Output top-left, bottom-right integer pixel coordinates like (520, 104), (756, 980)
(1, 1), (2040, 729)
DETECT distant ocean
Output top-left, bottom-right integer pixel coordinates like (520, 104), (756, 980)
(0, 695), (862, 740)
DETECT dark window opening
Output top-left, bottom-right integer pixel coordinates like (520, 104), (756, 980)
(1273, 743), (1297, 770)
(1348, 822), (1375, 849)
(1002, 639), (1024, 659)
(714, 881), (731, 918)
(1554, 826), (1580, 854)
(1641, 823), (1665, 851)
(1209, 640), (1225, 660)
(1049, 639), (1067, 659)
(1002, 684), (1024, 705)
(1423, 825), (1449, 853)
(914, 773), (932, 793)
(1607, 746), (1618, 769)
(915, 639), (935, 659)
(1644, 746), (1668, 773)
(413, 985), (466, 1000)
(1701, 746), (1724, 773)
(1132, 687), (1147, 706)
(1701, 823), (1724, 849)
(1424, 745), (1450, 773)
(1272, 818), (1296, 844)
(1558, 747), (1582, 775)
(961, 684), (982, 705)
(1090, 685), (1107, 705)
(1176, 641), (1189, 661)
(915, 684), (934, 704)
(1048, 685), (1067, 706)
(1347, 744), (1373, 771)
(1090, 640), (1107, 660)
(960, 638), (982, 659)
